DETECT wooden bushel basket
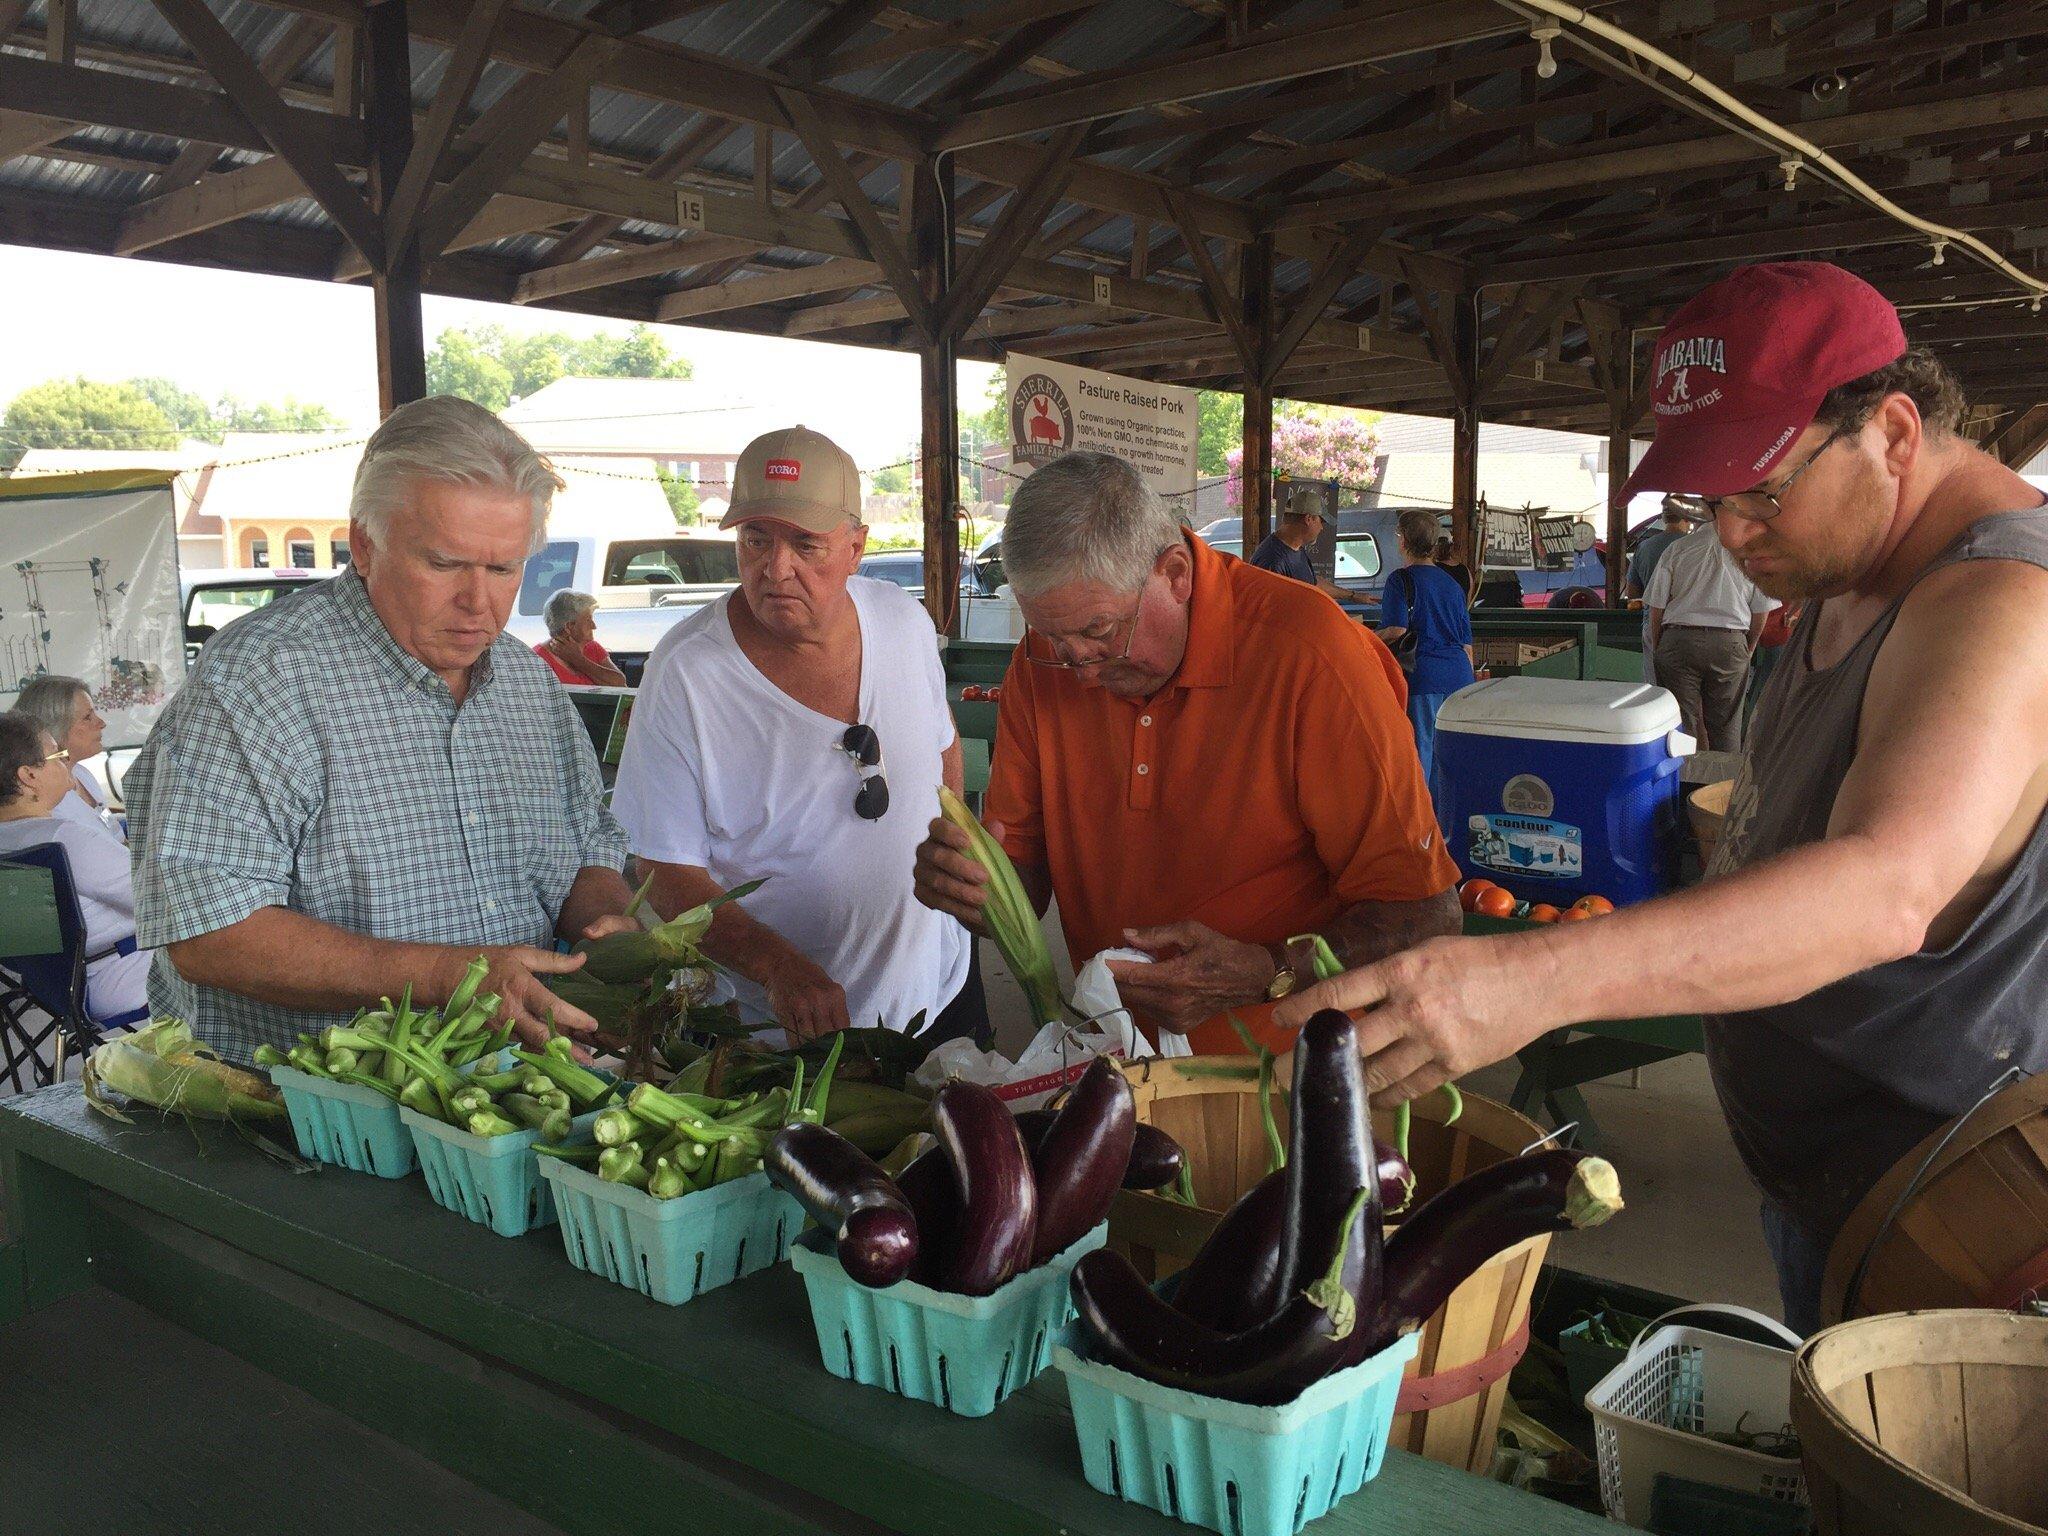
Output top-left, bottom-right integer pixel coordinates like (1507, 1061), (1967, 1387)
(1792, 1310), (2048, 1535)
(1108, 1056), (1551, 1475)
(1822, 1072), (2048, 1326)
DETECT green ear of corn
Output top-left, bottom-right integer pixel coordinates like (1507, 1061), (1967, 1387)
(938, 785), (1063, 1027)
(571, 879), (765, 985)
(83, 1020), (286, 1125)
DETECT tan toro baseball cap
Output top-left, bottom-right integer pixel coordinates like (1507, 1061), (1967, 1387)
(719, 425), (862, 533)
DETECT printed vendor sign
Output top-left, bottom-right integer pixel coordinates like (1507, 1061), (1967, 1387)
(1005, 352), (1197, 500)
(1467, 813), (1583, 881)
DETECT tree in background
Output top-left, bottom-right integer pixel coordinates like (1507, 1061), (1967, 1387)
(1, 378), (178, 466)
(1224, 403), (1382, 511)
(870, 453), (912, 494)
(426, 322), (692, 410)
(655, 465), (701, 525)
(35, 376), (346, 448)
(1197, 391), (1242, 479)
(129, 377), (216, 440)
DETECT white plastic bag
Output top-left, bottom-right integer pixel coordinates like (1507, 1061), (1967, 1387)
(911, 947), (1172, 1108)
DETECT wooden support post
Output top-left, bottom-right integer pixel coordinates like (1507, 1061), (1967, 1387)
(1238, 234), (1274, 550)
(1450, 287), (1480, 568)
(365, 0), (425, 412)
(1606, 400), (1632, 605)
(912, 154), (961, 632)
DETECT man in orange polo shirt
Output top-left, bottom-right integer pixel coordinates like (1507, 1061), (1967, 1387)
(913, 451), (1459, 1052)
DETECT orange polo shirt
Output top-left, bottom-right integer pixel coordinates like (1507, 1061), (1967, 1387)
(983, 532), (1458, 1054)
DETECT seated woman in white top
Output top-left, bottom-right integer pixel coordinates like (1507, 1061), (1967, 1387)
(13, 674), (124, 843)
(0, 712), (152, 1023)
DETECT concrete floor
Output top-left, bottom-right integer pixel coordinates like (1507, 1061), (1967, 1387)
(979, 927), (1784, 1321)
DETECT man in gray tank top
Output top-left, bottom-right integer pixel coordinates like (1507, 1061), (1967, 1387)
(1275, 262), (2048, 1334)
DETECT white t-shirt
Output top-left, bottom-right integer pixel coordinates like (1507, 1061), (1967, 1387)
(1645, 525), (1779, 631)
(611, 578), (970, 1035)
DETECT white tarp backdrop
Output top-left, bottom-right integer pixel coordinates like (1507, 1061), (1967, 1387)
(0, 476), (185, 749)
(1005, 353), (1198, 501)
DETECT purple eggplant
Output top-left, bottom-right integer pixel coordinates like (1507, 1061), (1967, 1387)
(894, 1146), (959, 1287)
(1377, 1138), (1416, 1213)
(764, 1123), (917, 1288)
(934, 1081), (1037, 1295)
(1015, 1108), (1184, 1191)
(1069, 1179), (1378, 1406)
(1168, 1169), (1287, 1331)
(1029, 1058), (1136, 1264)
(1276, 1011), (1383, 1318)
(1363, 1149), (1624, 1354)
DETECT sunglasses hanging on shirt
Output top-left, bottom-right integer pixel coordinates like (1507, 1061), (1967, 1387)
(840, 723), (890, 821)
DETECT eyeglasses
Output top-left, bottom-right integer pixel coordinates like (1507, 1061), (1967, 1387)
(839, 723), (889, 821)
(1697, 427), (1851, 524)
(43, 747), (69, 764)
(1025, 586), (1151, 671)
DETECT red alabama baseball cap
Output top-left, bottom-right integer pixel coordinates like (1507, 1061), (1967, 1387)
(1622, 262), (1906, 499)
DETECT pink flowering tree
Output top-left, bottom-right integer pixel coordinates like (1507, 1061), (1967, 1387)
(1224, 406), (1382, 511)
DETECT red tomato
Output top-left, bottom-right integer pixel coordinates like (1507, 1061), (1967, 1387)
(1526, 904), (1561, 923)
(1573, 894), (1615, 917)
(1458, 878), (1497, 913)
(1474, 886), (1517, 919)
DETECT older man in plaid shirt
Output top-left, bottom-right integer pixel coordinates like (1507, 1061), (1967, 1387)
(125, 398), (637, 1062)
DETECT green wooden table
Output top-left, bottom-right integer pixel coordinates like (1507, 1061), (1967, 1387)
(1462, 914), (1704, 1147)
(0, 1086), (1612, 1536)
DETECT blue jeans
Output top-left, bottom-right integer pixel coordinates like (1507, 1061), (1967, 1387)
(1759, 1201), (1828, 1338)
(1408, 690), (1454, 839)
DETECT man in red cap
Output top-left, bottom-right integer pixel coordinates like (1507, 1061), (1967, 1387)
(1276, 261), (2048, 1333)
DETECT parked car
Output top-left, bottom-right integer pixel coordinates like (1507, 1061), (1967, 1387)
(182, 567), (334, 667)
(503, 532), (739, 685)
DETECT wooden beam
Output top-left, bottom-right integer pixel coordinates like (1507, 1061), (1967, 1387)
(1240, 233), (1273, 547)
(382, 0), (514, 261)
(1477, 282), (1583, 398)
(656, 257), (881, 321)
(589, 0), (735, 34)
(816, 0), (1093, 80)
(1277, 81), (2048, 228)
(149, 0), (380, 262)
(145, 14), (332, 197)
(1263, 220), (1379, 386)
(937, 122), (1088, 340)
(415, 34), (620, 259)
(0, 111), (76, 163)
(935, 1), (1521, 149)
(778, 84), (933, 338)
(515, 232), (768, 303)
(116, 156), (306, 254)
(45, 0), (73, 65)
(1164, 191), (1259, 374)
(913, 154), (961, 629)
(365, 0), (425, 410)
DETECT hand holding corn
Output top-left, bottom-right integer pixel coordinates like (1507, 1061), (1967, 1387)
(912, 812), (1002, 933)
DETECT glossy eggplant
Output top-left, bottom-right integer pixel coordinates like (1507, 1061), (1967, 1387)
(1015, 1108), (1183, 1191)
(1363, 1149), (1624, 1354)
(763, 1123), (917, 1288)
(1376, 1138), (1416, 1213)
(893, 1145), (959, 1287)
(933, 1080), (1037, 1295)
(1028, 1058), (1136, 1264)
(1167, 1169), (1287, 1331)
(1275, 1010), (1383, 1317)
(1069, 1180), (1377, 1406)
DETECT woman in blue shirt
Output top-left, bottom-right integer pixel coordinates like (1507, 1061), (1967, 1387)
(1377, 510), (1475, 834)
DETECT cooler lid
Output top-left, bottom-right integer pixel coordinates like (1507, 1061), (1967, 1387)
(1436, 677), (1683, 745)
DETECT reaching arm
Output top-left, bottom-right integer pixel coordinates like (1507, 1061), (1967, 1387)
(641, 858), (850, 1039)
(554, 865), (636, 943)
(1276, 559), (2048, 1098)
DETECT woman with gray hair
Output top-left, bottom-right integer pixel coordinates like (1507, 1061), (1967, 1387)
(536, 589), (628, 688)
(12, 674), (122, 841)
(914, 449), (1461, 1054)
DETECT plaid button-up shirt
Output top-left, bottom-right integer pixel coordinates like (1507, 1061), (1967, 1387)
(126, 568), (627, 1062)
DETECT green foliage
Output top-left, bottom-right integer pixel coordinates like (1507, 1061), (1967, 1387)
(425, 322), (693, 409)
(120, 377), (343, 444)
(1, 377), (178, 465)
(128, 376), (216, 439)
(655, 465), (701, 525)
(870, 455), (912, 494)
(1197, 390), (1242, 478)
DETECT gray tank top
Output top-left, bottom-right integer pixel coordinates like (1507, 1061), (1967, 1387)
(1705, 506), (2048, 1241)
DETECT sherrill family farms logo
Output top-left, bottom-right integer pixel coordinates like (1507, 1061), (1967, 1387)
(1011, 374), (1074, 463)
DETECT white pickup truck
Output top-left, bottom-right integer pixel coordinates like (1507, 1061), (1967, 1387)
(503, 531), (738, 684)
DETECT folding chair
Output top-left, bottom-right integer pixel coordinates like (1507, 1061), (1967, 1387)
(0, 843), (150, 1093)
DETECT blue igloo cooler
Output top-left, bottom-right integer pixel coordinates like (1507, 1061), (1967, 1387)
(1435, 678), (1695, 908)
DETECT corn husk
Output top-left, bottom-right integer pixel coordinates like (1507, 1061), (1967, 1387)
(938, 785), (1063, 1026)
(572, 878), (764, 984)
(83, 1019), (285, 1125)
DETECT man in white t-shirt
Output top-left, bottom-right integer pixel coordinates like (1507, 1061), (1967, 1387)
(1645, 522), (1780, 751)
(611, 426), (976, 1041)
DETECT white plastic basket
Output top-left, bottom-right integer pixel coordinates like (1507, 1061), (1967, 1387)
(1584, 1309), (1808, 1528)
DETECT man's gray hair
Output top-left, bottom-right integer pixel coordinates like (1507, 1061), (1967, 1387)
(543, 588), (598, 636)
(349, 396), (562, 554)
(1000, 451), (1188, 597)
(12, 674), (88, 748)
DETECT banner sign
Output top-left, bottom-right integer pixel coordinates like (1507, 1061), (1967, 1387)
(1005, 352), (1197, 500)
(0, 475), (186, 749)
(1479, 506), (1535, 570)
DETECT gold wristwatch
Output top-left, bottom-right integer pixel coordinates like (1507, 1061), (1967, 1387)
(1263, 942), (1301, 1001)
